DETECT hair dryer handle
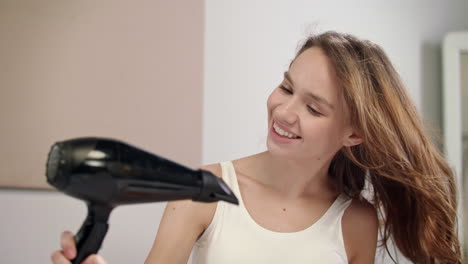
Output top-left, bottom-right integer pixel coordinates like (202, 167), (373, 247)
(72, 204), (111, 264)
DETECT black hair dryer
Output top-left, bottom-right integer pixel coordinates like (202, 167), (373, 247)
(46, 137), (238, 264)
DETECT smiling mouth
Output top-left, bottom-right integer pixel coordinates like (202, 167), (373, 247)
(272, 122), (301, 139)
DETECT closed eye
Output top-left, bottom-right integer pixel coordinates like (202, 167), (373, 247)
(279, 85), (322, 116)
(279, 85), (292, 94)
(307, 106), (322, 116)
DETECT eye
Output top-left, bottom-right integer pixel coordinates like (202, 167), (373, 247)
(279, 85), (322, 116)
(279, 85), (292, 94)
(307, 106), (322, 116)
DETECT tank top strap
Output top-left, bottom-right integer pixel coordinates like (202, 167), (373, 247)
(318, 193), (353, 226)
(195, 161), (240, 247)
(219, 161), (242, 203)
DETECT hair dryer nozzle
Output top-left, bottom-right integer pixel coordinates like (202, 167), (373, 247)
(196, 170), (239, 205)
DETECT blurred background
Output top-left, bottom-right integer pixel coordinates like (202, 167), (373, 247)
(0, 0), (467, 263)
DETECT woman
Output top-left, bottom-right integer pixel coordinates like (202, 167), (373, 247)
(52, 31), (461, 263)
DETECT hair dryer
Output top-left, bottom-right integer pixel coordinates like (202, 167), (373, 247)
(46, 137), (238, 264)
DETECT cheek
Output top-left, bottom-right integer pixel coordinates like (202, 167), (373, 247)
(302, 120), (346, 148)
(266, 90), (280, 113)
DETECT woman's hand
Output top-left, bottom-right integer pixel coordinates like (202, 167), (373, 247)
(50, 231), (107, 264)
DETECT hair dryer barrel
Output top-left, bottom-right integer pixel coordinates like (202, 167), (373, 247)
(46, 137), (238, 206)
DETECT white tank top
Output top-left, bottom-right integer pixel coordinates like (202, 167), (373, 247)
(192, 161), (352, 264)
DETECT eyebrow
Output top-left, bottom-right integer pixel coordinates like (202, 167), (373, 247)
(283, 72), (335, 110)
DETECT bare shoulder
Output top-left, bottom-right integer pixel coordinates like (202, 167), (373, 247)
(186, 162), (223, 226)
(145, 162), (223, 263)
(342, 197), (379, 263)
(158, 162), (222, 218)
(159, 162), (223, 230)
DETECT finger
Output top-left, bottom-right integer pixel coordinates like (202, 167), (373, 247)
(50, 250), (71, 264)
(60, 231), (76, 259)
(82, 254), (108, 264)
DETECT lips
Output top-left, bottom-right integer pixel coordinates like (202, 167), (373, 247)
(273, 120), (301, 138)
(270, 125), (301, 144)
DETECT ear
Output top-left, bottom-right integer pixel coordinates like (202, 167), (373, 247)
(342, 129), (363, 147)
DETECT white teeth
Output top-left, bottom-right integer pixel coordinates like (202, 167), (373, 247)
(273, 123), (299, 139)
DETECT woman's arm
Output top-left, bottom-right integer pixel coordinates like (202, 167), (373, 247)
(144, 164), (221, 264)
(342, 198), (379, 264)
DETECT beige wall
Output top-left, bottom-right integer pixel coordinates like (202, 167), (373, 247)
(0, 0), (203, 189)
(0, 1), (204, 263)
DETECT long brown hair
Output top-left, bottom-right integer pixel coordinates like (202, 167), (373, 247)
(294, 31), (461, 263)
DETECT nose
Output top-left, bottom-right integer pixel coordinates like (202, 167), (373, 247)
(275, 98), (299, 125)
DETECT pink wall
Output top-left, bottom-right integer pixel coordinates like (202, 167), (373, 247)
(0, 0), (204, 189)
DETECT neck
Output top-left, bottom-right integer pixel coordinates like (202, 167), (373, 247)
(254, 151), (337, 199)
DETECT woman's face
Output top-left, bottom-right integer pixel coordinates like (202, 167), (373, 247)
(266, 47), (361, 162)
